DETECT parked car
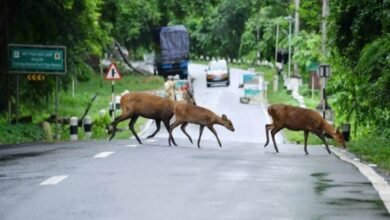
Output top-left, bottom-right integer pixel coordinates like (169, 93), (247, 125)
(205, 59), (230, 87)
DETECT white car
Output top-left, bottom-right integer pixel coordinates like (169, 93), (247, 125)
(205, 59), (230, 87)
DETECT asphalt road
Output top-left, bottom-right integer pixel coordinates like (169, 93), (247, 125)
(0, 63), (388, 219)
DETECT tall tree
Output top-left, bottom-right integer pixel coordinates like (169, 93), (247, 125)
(328, 0), (390, 136)
(0, 0), (110, 113)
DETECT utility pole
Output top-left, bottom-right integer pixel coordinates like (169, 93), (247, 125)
(286, 16), (293, 79)
(256, 14), (260, 64)
(321, 0), (329, 55)
(274, 21), (280, 64)
(293, 0), (300, 77)
(5, 0), (11, 122)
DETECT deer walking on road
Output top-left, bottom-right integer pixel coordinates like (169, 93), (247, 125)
(264, 104), (346, 154)
(109, 91), (196, 145)
(169, 103), (235, 148)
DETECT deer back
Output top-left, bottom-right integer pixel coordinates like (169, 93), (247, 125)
(268, 104), (325, 131)
(121, 92), (175, 119)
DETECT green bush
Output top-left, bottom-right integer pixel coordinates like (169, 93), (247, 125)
(92, 114), (112, 138)
(0, 123), (45, 144)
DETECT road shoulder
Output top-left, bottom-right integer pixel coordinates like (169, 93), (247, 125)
(331, 146), (390, 213)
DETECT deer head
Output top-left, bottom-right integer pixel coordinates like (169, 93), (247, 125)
(221, 114), (235, 132)
(332, 128), (346, 149)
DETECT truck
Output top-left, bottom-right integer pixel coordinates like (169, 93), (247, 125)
(152, 25), (190, 79)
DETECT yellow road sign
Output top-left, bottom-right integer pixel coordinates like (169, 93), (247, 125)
(27, 74), (45, 81)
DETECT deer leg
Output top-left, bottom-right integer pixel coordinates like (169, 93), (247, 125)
(129, 115), (142, 144)
(314, 132), (331, 155)
(264, 124), (273, 147)
(208, 125), (222, 148)
(197, 125), (205, 148)
(304, 130), (309, 155)
(180, 122), (193, 144)
(109, 114), (130, 141)
(168, 121), (182, 146)
(146, 120), (161, 139)
(164, 119), (177, 146)
(270, 127), (282, 153)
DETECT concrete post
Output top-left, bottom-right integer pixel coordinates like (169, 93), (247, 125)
(70, 117), (78, 141)
(115, 95), (121, 110)
(83, 116), (92, 139)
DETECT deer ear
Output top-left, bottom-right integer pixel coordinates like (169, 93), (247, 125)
(221, 114), (227, 120)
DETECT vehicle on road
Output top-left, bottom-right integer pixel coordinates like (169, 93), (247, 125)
(205, 59), (230, 87)
(153, 25), (190, 80)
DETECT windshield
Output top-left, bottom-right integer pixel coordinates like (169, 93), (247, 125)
(209, 60), (227, 71)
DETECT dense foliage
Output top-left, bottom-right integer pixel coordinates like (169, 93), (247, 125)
(328, 0), (390, 137)
(0, 0), (110, 113)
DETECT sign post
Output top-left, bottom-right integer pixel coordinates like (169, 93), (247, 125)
(8, 44), (66, 139)
(104, 62), (122, 121)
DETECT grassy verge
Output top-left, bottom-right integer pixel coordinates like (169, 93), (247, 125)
(0, 72), (164, 145)
(348, 137), (390, 173)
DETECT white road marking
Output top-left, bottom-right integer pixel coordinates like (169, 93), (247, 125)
(146, 139), (156, 143)
(126, 144), (138, 148)
(220, 171), (249, 181)
(40, 175), (68, 185)
(93, 151), (114, 158)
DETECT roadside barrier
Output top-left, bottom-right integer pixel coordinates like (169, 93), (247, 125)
(84, 116), (92, 139)
(70, 117), (78, 141)
(109, 102), (115, 117)
(115, 95), (121, 110)
(69, 116), (93, 140)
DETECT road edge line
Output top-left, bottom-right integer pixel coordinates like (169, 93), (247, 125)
(331, 147), (390, 213)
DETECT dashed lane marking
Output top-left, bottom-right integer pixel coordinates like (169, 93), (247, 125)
(146, 139), (156, 143)
(40, 175), (69, 185)
(93, 151), (114, 158)
(126, 144), (138, 148)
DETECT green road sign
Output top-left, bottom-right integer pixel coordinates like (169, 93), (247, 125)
(8, 44), (66, 74)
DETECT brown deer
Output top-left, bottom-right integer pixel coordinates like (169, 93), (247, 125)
(109, 91), (196, 145)
(264, 104), (346, 154)
(169, 103), (235, 148)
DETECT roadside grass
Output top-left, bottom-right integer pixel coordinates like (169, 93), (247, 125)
(0, 123), (45, 144)
(0, 72), (164, 144)
(283, 130), (324, 145)
(299, 84), (321, 109)
(348, 137), (390, 173)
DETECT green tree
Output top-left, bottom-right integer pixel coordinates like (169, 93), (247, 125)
(328, 0), (390, 137)
(0, 0), (110, 114)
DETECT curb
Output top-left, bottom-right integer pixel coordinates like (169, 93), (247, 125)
(331, 146), (390, 213)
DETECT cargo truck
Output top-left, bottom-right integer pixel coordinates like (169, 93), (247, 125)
(153, 25), (190, 79)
